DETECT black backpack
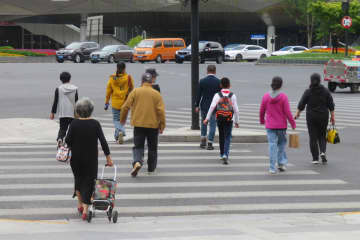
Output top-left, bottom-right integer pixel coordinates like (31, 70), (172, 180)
(215, 92), (234, 122)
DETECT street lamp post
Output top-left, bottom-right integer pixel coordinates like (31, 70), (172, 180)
(191, 0), (200, 130)
(342, 0), (350, 57)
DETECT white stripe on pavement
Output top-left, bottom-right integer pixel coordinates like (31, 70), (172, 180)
(0, 179), (346, 190)
(2, 190), (360, 202)
(2, 202), (360, 216)
(0, 162), (293, 170)
(0, 170), (318, 179)
(0, 155), (269, 162)
(0, 149), (251, 155)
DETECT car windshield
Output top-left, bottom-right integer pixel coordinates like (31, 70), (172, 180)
(66, 42), (82, 49)
(225, 44), (244, 50)
(102, 45), (118, 51)
(186, 43), (206, 50)
(279, 46), (292, 51)
(137, 40), (154, 48)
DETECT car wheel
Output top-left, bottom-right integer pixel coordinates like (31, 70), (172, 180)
(74, 54), (81, 63)
(56, 58), (64, 63)
(155, 55), (162, 63)
(235, 54), (243, 62)
(130, 56), (135, 63)
(260, 54), (267, 59)
(216, 55), (223, 64)
(91, 60), (97, 64)
(328, 82), (337, 93)
(140, 61), (145, 64)
(176, 59), (183, 64)
(350, 84), (359, 93)
(108, 55), (115, 63)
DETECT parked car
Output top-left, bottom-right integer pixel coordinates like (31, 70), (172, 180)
(90, 45), (134, 63)
(56, 42), (99, 63)
(271, 46), (308, 56)
(133, 38), (186, 63)
(225, 44), (269, 62)
(175, 41), (224, 64)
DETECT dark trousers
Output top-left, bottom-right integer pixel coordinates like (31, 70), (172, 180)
(133, 127), (159, 172)
(306, 114), (329, 160)
(217, 121), (233, 157)
(332, 46), (338, 54)
(57, 117), (73, 141)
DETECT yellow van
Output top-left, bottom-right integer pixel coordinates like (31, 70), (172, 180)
(133, 38), (186, 63)
(352, 50), (360, 61)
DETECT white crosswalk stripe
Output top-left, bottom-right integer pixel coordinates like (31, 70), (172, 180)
(0, 141), (359, 220)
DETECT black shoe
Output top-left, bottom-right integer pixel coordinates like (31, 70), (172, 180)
(200, 139), (206, 149)
(207, 142), (214, 150)
(320, 153), (327, 164)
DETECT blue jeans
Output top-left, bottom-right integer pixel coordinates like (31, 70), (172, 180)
(266, 129), (288, 172)
(201, 110), (216, 142)
(217, 121), (233, 158)
(112, 108), (126, 139)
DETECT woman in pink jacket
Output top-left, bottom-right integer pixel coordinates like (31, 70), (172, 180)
(260, 77), (296, 174)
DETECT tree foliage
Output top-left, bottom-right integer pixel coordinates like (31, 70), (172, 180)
(310, 1), (360, 42)
(127, 35), (143, 48)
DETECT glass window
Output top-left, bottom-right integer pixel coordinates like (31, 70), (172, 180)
(164, 40), (173, 48)
(154, 41), (162, 48)
(293, 47), (305, 51)
(174, 40), (185, 47)
(279, 46), (292, 51)
(66, 42), (82, 49)
(137, 40), (155, 48)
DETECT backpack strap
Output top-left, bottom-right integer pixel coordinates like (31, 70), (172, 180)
(228, 92), (233, 98)
(218, 91), (224, 98)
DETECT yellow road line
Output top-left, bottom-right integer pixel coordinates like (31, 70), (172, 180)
(0, 218), (68, 224)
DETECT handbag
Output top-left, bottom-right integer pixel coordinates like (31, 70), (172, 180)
(289, 133), (300, 148)
(327, 125), (340, 144)
(56, 142), (71, 163)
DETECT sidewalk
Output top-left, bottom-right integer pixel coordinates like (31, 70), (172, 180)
(0, 118), (267, 144)
(1, 212), (360, 239)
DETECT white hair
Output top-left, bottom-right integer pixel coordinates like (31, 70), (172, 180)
(75, 97), (94, 118)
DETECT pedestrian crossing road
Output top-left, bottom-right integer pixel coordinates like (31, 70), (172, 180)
(1, 142), (360, 220)
(96, 96), (360, 133)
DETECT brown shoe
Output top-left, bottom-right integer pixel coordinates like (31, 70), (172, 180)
(131, 162), (142, 177)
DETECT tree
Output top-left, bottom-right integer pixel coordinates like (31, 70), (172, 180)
(310, 1), (360, 44)
(282, 0), (323, 48)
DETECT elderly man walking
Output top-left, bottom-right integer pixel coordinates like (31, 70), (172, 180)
(120, 73), (166, 177)
(195, 65), (221, 150)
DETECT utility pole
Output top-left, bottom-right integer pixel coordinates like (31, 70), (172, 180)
(191, 0), (200, 130)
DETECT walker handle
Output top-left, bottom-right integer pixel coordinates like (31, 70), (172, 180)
(101, 164), (117, 181)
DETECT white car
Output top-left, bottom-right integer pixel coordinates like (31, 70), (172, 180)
(271, 46), (308, 56)
(225, 44), (270, 62)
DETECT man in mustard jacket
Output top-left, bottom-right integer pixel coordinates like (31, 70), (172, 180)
(105, 62), (134, 144)
(120, 73), (166, 177)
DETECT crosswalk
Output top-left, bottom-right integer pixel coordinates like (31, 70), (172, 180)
(1, 142), (360, 220)
(96, 96), (360, 133)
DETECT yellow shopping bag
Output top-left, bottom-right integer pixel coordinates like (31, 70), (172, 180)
(327, 125), (340, 144)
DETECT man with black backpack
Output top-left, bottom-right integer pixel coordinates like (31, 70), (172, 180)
(203, 77), (239, 164)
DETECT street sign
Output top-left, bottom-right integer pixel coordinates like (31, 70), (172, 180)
(341, 16), (352, 29)
(251, 34), (266, 40)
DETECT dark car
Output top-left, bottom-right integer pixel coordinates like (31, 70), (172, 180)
(90, 45), (134, 64)
(56, 42), (100, 63)
(175, 41), (224, 64)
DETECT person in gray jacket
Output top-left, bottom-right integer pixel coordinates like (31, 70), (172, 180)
(50, 71), (78, 145)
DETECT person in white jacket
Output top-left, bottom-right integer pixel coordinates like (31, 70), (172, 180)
(204, 77), (239, 164)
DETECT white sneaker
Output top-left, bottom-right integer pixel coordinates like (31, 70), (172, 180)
(147, 171), (157, 176)
(312, 159), (320, 165)
(269, 170), (277, 175)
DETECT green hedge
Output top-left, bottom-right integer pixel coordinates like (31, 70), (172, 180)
(0, 46), (14, 50)
(0, 49), (46, 57)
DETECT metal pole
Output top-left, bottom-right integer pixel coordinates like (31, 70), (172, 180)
(191, 0), (200, 130)
(345, 0), (350, 57)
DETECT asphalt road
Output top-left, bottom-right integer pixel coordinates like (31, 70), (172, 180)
(0, 61), (328, 118)
(1, 61), (360, 220)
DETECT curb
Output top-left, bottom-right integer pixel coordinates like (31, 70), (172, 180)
(0, 56), (56, 63)
(257, 59), (328, 65)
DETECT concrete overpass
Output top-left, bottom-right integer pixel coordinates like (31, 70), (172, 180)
(0, 0), (300, 50)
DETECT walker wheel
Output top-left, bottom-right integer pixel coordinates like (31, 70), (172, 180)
(107, 208), (113, 222)
(87, 211), (92, 223)
(112, 210), (118, 223)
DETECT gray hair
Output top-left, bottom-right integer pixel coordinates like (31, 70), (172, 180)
(75, 97), (94, 118)
(142, 72), (153, 83)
